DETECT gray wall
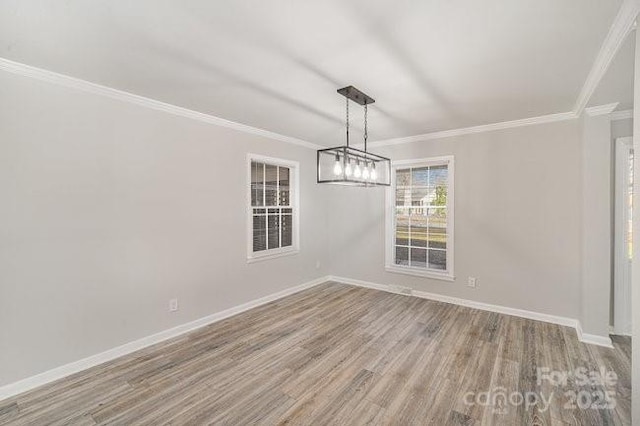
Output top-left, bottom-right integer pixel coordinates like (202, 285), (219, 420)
(581, 114), (612, 338)
(0, 64), (621, 389)
(328, 120), (584, 321)
(612, 117), (633, 139)
(0, 70), (330, 386)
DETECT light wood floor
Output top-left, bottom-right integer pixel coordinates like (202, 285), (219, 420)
(0, 282), (631, 425)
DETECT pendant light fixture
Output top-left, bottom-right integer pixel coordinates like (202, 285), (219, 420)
(317, 86), (391, 186)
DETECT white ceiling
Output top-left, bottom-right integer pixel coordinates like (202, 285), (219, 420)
(589, 31), (635, 111)
(0, 1), (626, 145)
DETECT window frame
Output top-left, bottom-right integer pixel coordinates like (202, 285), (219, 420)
(385, 156), (455, 281)
(246, 154), (300, 263)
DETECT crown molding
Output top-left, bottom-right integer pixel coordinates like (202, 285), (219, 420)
(572, 0), (640, 115)
(611, 109), (634, 120)
(584, 102), (620, 116)
(0, 57), (323, 150)
(369, 111), (577, 147)
(2, 0), (635, 154)
(370, 1), (639, 149)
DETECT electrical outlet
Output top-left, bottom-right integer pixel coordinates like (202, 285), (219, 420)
(169, 298), (179, 312)
(467, 277), (477, 288)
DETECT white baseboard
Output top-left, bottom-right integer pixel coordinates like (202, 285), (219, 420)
(328, 276), (614, 349)
(580, 335), (614, 348)
(2, 275), (615, 401)
(576, 323), (614, 348)
(609, 325), (632, 337)
(0, 276), (329, 402)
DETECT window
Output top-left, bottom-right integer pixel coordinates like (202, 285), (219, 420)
(385, 156), (454, 280)
(247, 154), (299, 262)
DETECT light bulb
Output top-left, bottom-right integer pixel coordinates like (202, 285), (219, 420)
(333, 161), (342, 175)
(333, 154), (342, 175)
(345, 161), (353, 177)
(371, 164), (377, 180)
(362, 163), (370, 179)
(354, 161), (362, 178)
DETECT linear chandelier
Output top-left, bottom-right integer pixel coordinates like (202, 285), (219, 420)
(317, 86), (391, 186)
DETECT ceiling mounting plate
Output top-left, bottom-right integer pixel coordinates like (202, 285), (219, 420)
(337, 86), (375, 105)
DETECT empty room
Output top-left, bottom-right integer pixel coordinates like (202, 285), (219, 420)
(1, 1), (639, 424)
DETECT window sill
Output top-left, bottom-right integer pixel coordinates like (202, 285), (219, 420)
(385, 265), (454, 282)
(247, 248), (299, 264)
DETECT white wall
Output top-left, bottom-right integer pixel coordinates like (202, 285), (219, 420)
(0, 70), (330, 386)
(328, 120), (584, 321)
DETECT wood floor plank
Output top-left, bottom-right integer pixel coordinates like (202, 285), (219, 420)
(0, 283), (631, 425)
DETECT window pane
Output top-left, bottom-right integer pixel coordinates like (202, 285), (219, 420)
(395, 246), (409, 266)
(251, 161), (264, 206)
(396, 188), (410, 207)
(430, 165), (448, 186)
(429, 249), (446, 270)
(265, 164), (278, 206)
(430, 167), (448, 207)
(410, 214), (428, 248)
(267, 213), (280, 249)
(281, 214), (292, 247)
(396, 214), (410, 246)
(428, 208), (447, 234)
(410, 187), (431, 206)
(253, 215), (266, 252)
(429, 187), (447, 207)
(428, 206), (447, 219)
(279, 166), (290, 206)
(392, 161), (450, 272)
(411, 167), (429, 187)
(396, 168), (410, 187)
(410, 248), (427, 268)
(428, 232), (447, 249)
(250, 159), (297, 257)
